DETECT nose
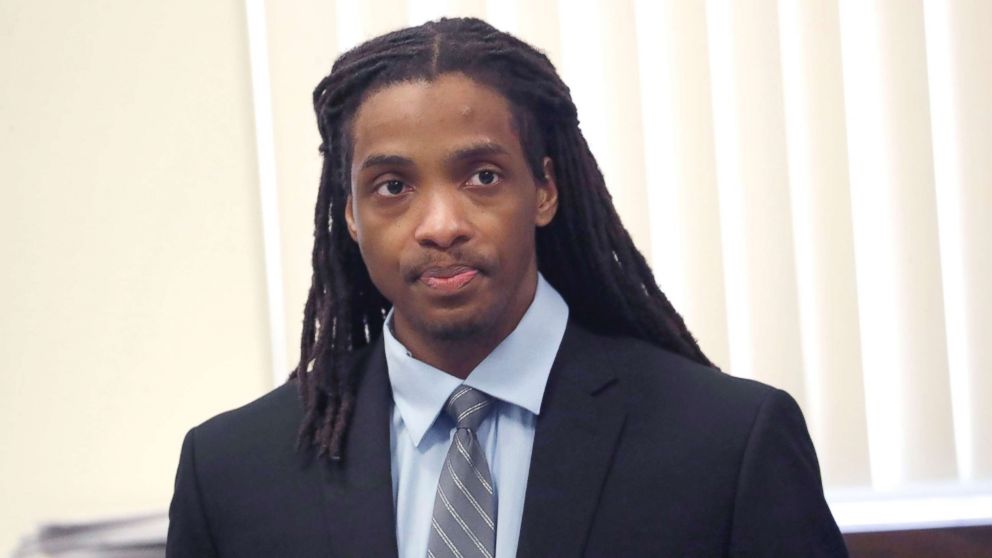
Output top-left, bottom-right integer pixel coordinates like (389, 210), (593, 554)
(412, 188), (472, 250)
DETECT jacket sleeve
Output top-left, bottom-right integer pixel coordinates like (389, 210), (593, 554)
(167, 428), (220, 557)
(728, 388), (848, 557)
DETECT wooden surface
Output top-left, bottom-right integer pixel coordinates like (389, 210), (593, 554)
(844, 525), (992, 557)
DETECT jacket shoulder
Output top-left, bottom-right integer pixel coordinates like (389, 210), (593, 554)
(561, 323), (800, 462)
(566, 324), (779, 416)
(176, 382), (308, 498)
(192, 380), (303, 455)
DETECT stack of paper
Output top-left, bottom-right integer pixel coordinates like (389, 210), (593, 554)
(11, 511), (167, 558)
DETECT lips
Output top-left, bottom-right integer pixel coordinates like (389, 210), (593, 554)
(418, 265), (479, 292)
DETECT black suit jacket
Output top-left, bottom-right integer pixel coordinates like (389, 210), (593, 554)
(167, 321), (847, 557)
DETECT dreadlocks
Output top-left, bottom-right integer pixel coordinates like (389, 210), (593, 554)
(291, 17), (714, 461)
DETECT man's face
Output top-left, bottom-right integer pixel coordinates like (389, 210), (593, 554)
(345, 73), (558, 343)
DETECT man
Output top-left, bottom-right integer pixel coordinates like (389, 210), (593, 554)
(168, 17), (847, 557)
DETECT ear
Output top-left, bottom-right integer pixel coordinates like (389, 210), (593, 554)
(344, 195), (359, 242)
(535, 157), (559, 227)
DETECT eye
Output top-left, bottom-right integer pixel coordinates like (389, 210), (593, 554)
(466, 169), (502, 187)
(373, 179), (410, 197)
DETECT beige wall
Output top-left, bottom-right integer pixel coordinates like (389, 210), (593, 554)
(0, 0), (271, 552)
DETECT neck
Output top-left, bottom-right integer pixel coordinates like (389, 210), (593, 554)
(401, 329), (507, 379)
(391, 274), (538, 379)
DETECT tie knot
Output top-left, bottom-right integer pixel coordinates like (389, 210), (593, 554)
(443, 386), (494, 431)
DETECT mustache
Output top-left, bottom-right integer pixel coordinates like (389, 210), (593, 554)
(402, 249), (495, 283)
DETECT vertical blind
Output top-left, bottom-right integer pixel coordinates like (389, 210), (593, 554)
(252, 0), (991, 528)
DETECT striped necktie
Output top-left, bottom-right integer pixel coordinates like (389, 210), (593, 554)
(426, 385), (497, 558)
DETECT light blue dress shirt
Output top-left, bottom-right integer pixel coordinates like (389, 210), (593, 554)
(383, 274), (569, 558)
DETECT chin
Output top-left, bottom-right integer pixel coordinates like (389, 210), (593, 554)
(412, 305), (499, 342)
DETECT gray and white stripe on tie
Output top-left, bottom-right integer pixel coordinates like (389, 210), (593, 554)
(426, 386), (497, 558)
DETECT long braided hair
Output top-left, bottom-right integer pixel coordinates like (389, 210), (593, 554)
(292, 17), (714, 461)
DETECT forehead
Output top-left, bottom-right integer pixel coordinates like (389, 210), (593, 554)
(350, 73), (523, 161)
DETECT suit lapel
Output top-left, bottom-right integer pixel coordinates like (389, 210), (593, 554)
(317, 338), (399, 557)
(517, 323), (627, 557)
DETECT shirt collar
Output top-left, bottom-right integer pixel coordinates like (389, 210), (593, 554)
(384, 273), (569, 447)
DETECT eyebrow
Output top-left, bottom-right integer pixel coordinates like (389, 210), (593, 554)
(444, 141), (509, 164)
(358, 141), (510, 172)
(359, 154), (413, 171)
